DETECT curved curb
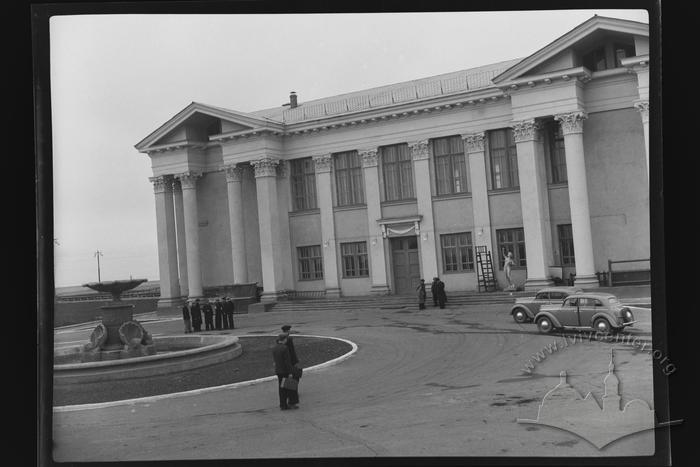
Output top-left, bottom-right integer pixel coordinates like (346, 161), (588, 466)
(53, 334), (358, 413)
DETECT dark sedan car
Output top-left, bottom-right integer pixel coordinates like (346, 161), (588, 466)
(510, 287), (583, 323)
(534, 292), (635, 334)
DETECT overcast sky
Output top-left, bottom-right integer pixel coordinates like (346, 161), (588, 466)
(49, 9), (649, 288)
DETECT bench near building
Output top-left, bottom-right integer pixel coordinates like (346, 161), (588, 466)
(135, 16), (651, 308)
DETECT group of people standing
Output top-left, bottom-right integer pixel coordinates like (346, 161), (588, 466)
(181, 297), (236, 333)
(272, 324), (303, 410)
(416, 277), (447, 310)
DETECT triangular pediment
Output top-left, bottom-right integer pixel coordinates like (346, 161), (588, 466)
(493, 16), (649, 84)
(135, 102), (284, 151)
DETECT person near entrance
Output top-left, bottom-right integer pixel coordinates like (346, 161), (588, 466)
(281, 324), (301, 406)
(417, 279), (427, 310)
(190, 299), (203, 332)
(431, 277), (440, 307)
(436, 278), (447, 309)
(202, 299), (214, 331)
(223, 297), (235, 329)
(181, 301), (193, 333)
(214, 298), (223, 330)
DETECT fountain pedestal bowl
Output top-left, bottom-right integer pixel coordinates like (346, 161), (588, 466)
(78, 279), (155, 361)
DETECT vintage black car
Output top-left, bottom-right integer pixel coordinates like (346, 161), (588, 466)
(510, 287), (583, 323)
(534, 292), (635, 334)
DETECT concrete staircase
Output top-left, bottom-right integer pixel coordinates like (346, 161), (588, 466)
(266, 290), (529, 313)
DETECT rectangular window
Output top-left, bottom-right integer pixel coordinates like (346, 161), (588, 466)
(547, 121), (568, 183)
(489, 129), (519, 189)
(558, 224), (575, 266)
(440, 232), (474, 272)
(381, 144), (414, 201)
(290, 158), (317, 211)
(297, 245), (323, 280)
(340, 242), (369, 278)
(583, 46), (607, 71)
(434, 136), (469, 195)
(497, 228), (526, 269)
(334, 151), (365, 206)
(613, 43), (636, 68)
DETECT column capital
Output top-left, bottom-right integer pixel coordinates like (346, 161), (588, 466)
(554, 111), (588, 135)
(462, 132), (485, 154)
(149, 175), (173, 194)
(408, 140), (430, 161)
(511, 119), (542, 143)
(175, 171), (202, 190)
(634, 100), (650, 123)
(223, 164), (246, 182)
(312, 154), (333, 174)
(251, 157), (280, 178)
(359, 148), (379, 168)
(171, 177), (182, 192)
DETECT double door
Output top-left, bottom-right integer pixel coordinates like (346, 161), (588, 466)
(391, 236), (421, 295)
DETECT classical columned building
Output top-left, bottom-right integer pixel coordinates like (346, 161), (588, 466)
(135, 16), (651, 307)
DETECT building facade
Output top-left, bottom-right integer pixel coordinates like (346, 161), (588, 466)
(135, 16), (651, 307)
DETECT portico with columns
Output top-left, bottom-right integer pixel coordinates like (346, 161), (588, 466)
(135, 15), (650, 303)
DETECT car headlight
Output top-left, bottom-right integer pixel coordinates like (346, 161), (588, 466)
(624, 309), (633, 320)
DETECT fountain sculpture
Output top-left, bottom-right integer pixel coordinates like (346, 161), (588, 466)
(79, 278), (155, 361)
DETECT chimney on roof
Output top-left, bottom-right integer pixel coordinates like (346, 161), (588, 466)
(289, 91), (298, 108)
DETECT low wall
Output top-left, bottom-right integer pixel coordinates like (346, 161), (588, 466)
(54, 334), (241, 385)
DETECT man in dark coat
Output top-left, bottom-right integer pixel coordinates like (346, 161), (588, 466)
(282, 324), (301, 405)
(272, 334), (297, 410)
(214, 298), (223, 330)
(190, 299), (202, 332)
(430, 277), (440, 307)
(223, 297), (235, 329)
(202, 300), (214, 331)
(437, 279), (447, 309)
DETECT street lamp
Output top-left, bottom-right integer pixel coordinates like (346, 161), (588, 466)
(94, 250), (104, 282)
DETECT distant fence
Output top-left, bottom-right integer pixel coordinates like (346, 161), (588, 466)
(607, 258), (651, 286)
(286, 290), (327, 300)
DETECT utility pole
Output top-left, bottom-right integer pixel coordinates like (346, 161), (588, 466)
(94, 250), (103, 282)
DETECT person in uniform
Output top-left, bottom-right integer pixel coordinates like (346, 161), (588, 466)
(202, 299), (214, 331)
(437, 279), (447, 309)
(214, 298), (223, 330)
(223, 296), (235, 329)
(190, 298), (202, 332)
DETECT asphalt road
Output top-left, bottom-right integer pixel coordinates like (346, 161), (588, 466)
(51, 300), (656, 460)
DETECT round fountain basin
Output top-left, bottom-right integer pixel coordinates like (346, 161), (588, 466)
(54, 334), (241, 385)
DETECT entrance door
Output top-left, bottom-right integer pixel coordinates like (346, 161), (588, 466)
(391, 236), (421, 294)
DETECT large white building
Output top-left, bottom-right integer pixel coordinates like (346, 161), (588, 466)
(135, 16), (651, 308)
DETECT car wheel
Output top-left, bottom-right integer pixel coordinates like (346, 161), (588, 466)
(513, 309), (528, 323)
(593, 318), (612, 333)
(536, 316), (555, 334)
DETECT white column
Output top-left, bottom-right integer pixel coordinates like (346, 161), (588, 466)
(512, 119), (554, 290)
(150, 175), (182, 307)
(360, 148), (390, 295)
(554, 111), (598, 288)
(172, 179), (188, 297)
(634, 100), (650, 182)
(409, 140), (438, 280)
(224, 164), (249, 284)
(176, 171), (204, 298)
(463, 132), (494, 254)
(252, 157), (287, 302)
(313, 154), (341, 298)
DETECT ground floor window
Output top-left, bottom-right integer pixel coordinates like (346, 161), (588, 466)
(340, 242), (369, 278)
(558, 224), (575, 266)
(297, 245), (323, 280)
(497, 228), (526, 268)
(440, 232), (474, 272)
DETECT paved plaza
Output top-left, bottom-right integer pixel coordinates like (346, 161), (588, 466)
(52, 287), (656, 461)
